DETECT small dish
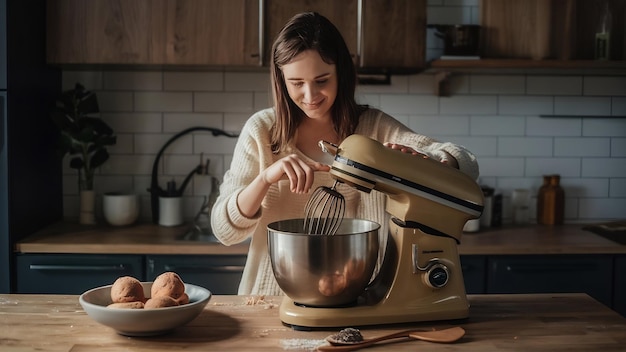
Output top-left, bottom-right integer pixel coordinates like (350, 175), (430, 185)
(79, 282), (211, 336)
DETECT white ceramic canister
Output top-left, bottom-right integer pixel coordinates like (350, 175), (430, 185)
(102, 192), (139, 226)
(159, 196), (183, 227)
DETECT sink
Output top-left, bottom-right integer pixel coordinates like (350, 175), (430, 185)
(583, 221), (626, 245)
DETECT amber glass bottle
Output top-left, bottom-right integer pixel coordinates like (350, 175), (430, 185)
(537, 174), (564, 225)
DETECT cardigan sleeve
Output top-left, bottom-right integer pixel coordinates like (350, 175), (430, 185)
(356, 108), (479, 181)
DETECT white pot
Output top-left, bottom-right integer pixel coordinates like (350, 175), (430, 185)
(102, 193), (139, 226)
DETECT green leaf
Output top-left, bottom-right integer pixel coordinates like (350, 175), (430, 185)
(90, 149), (110, 169)
(69, 157), (84, 169)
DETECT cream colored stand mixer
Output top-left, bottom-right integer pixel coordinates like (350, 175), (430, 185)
(279, 134), (484, 328)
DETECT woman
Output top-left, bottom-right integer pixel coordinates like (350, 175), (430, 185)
(211, 12), (479, 296)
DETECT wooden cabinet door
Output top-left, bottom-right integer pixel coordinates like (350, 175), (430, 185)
(164, 0), (261, 65)
(46, 0), (168, 64)
(47, 0), (261, 66)
(264, 0), (358, 65)
(360, 0), (426, 70)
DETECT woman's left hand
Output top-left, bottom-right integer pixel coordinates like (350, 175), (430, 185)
(383, 142), (459, 169)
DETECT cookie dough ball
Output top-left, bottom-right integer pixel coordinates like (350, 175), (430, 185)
(107, 301), (145, 309)
(145, 295), (179, 309)
(175, 292), (190, 305)
(110, 276), (145, 303)
(151, 272), (185, 299)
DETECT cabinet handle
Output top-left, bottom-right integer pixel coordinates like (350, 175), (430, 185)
(505, 263), (591, 273)
(258, 0), (264, 66)
(356, 0), (363, 65)
(164, 265), (244, 273)
(29, 264), (127, 271)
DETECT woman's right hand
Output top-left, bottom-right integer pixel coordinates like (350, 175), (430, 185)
(262, 154), (330, 194)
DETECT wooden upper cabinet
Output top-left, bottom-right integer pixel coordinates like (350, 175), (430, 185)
(163, 0), (260, 65)
(46, 0), (426, 70)
(46, 0), (261, 66)
(46, 0), (168, 64)
(360, 0), (426, 70)
(264, 0), (426, 71)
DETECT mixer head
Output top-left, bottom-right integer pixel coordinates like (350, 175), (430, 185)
(320, 135), (484, 241)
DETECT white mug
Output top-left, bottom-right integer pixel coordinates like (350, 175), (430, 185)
(102, 193), (139, 226)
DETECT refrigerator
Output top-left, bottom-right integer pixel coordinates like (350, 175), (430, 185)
(1, 0), (62, 293)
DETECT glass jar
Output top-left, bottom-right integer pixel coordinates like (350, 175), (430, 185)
(537, 174), (564, 225)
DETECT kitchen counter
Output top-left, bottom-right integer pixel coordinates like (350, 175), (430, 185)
(1, 293), (625, 351)
(15, 221), (626, 255)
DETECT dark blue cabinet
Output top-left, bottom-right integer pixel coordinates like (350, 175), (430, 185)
(146, 255), (246, 295)
(486, 255), (614, 308)
(614, 256), (626, 317)
(16, 254), (144, 294)
(460, 255), (486, 294)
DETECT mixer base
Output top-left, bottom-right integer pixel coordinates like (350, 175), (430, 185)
(279, 295), (469, 328)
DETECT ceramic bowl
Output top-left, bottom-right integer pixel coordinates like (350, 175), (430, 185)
(79, 282), (211, 336)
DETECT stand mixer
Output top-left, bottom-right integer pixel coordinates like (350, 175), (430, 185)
(278, 134), (484, 328)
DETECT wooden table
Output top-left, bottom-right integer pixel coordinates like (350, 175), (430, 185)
(1, 293), (625, 351)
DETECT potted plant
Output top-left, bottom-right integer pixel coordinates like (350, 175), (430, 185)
(51, 83), (117, 224)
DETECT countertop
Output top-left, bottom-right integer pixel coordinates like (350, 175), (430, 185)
(15, 221), (626, 255)
(1, 293), (625, 351)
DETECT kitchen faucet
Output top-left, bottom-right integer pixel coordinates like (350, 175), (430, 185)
(148, 127), (238, 224)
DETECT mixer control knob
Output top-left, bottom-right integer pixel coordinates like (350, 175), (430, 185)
(425, 263), (449, 289)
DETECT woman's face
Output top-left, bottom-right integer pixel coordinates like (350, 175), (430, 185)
(281, 50), (338, 121)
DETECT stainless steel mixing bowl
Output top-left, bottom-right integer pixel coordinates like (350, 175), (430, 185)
(268, 218), (380, 307)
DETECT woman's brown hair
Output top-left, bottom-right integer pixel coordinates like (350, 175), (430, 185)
(270, 12), (366, 153)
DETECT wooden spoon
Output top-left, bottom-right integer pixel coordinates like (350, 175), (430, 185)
(316, 326), (465, 351)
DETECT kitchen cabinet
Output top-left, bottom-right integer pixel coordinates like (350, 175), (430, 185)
(46, 0), (426, 71)
(146, 255), (245, 295)
(264, 0), (426, 72)
(46, 0), (261, 66)
(460, 255), (486, 294)
(486, 255), (614, 309)
(614, 256), (626, 317)
(15, 254), (144, 294)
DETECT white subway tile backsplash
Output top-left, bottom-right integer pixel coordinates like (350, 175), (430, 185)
(427, 5), (474, 25)
(554, 138), (610, 157)
(62, 71), (103, 90)
(499, 137), (553, 156)
(499, 96), (553, 116)
(470, 75), (525, 95)
(613, 98), (626, 115)
(61, 60), (626, 224)
(610, 178), (626, 197)
(135, 134), (192, 155)
(578, 198), (626, 220)
(527, 76), (582, 96)
(561, 178), (609, 198)
(555, 96), (611, 116)
(225, 72), (270, 92)
(163, 113), (224, 132)
(380, 94), (439, 114)
(97, 92), (134, 112)
(194, 92), (254, 113)
(477, 157), (525, 177)
(104, 71), (162, 90)
(582, 158), (626, 177)
(102, 112), (162, 133)
(408, 115), (470, 136)
(526, 116), (582, 137)
(583, 118), (626, 137)
(440, 95), (497, 115)
(584, 77), (626, 96)
(165, 72), (223, 91)
(135, 92), (193, 112)
(525, 158), (581, 177)
(470, 115), (525, 136)
(612, 138), (626, 157)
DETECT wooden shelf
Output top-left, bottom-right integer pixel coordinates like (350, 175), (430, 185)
(429, 58), (626, 70)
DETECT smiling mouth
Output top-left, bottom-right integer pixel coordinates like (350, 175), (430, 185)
(303, 99), (323, 108)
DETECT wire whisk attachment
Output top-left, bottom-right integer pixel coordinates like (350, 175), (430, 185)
(303, 180), (345, 235)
